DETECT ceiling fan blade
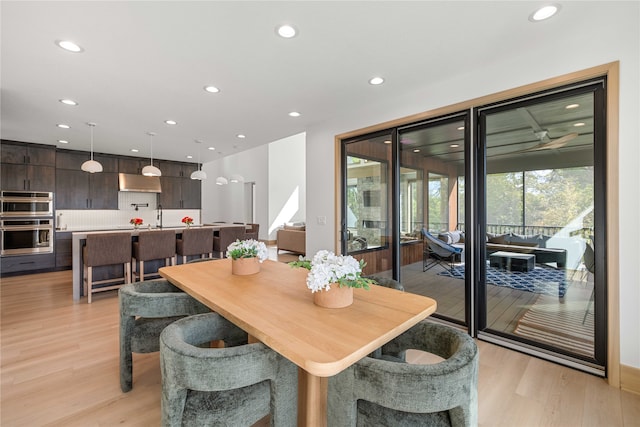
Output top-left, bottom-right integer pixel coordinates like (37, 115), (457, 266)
(523, 132), (579, 152)
(517, 107), (545, 134)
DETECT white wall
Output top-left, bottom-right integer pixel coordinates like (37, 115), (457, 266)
(268, 132), (306, 240)
(201, 144), (269, 235)
(306, 5), (639, 369)
(201, 132), (306, 241)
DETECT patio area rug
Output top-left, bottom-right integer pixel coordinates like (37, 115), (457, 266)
(437, 264), (567, 297)
(513, 294), (594, 357)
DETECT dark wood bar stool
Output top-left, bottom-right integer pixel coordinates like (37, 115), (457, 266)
(212, 226), (246, 257)
(132, 230), (176, 281)
(83, 232), (132, 304)
(244, 223), (259, 240)
(175, 228), (213, 264)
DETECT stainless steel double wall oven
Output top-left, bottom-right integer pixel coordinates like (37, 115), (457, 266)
(0, 191), (54, 256)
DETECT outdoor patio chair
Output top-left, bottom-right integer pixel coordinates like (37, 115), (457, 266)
(422, 229), (463, 273)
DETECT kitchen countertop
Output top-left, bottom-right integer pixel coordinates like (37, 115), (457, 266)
(57, 225), (207, 233)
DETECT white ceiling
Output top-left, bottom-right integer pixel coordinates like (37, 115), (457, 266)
(1, 1), (598, 164)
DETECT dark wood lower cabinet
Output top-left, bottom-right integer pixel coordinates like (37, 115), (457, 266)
(55, 232), (72, 269)
(1, 253), (55, 275)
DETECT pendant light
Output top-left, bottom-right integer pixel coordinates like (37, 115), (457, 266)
(215, 176), (228, 185)
(141, 132), (162, 176)
(81, 122), (103, 173)
(229, 174), (244, 183)
(190, 140), (207, 180)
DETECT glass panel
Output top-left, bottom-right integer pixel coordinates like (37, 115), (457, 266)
(482, 90), (597, 360)
(428, 172), (449, 232)
(398, 118), (467, 324)
(344, 134), (392, 278)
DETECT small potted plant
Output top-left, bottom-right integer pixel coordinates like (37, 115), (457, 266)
(292, 250), (374, 308)
(130, 217), (143, 229)
(181, 216), (194, 228)
(226, 239), (268, 275)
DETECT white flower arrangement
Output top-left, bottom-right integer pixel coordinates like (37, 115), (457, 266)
(304, 250), (373, 293)
(226, 239), (268, 262)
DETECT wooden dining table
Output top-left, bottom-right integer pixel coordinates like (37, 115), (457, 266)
(159, 258), (437, 426)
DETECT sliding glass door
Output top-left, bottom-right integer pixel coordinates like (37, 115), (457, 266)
(476, 82), (606, 369)
(340, 78), (606, 373)
(397, 116), (468, 324)
(342, 132), (394, 278)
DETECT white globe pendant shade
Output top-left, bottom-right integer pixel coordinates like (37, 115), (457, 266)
(190, 169), (207, 180)
(142, 132), (162, 176)
(229, 174), (244, 183)
(81, 159), (103, 173)
(142, 164), (162, 177)
(81, 122), (103, 173)
(215, 176), (228, 185)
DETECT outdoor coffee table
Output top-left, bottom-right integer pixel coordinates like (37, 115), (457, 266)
(489, 251), (535, 272)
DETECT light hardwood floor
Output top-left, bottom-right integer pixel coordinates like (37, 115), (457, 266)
(2, 259), (639, 426)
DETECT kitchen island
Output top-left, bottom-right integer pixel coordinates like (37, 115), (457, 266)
(71, 224), (244, 301)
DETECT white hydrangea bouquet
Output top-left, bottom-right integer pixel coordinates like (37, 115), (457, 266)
(226, 239), (268, 262)
(302, 250), (374, 293)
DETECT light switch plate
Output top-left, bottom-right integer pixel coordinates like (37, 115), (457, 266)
(317, 216), (326, 225)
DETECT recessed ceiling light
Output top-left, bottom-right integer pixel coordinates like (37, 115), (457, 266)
(204, 85), (220, 93)
(450, 144), (460, 148)
(186, 155), (193, 159)
(237, 134), (246, 139)
(413, 149), (420, 153)
(59, 99), (78, 106)
(529, 4), (560, 22)
(276, 24), (297, 38)
(164, 120), (177, 125)
(130, 148), (139, 153)
(369, 77), (385, 85)
(289, 111), (301, 117)
(57, 139), (69, 144)
(574, 122), (586, 127)
(566, 103), (580, 109)
(56, 40), (83, 53)
(208, 146), (216, 151)
(56, 123), (70, 129)
(457, 126), (465, 131)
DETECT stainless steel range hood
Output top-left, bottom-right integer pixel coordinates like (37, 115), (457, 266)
(118, 173), (162, 193)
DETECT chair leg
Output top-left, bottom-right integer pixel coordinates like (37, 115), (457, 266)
(87, 266), (93, 304)
(582, 288), (595, 324)
(125, 262), (131, 284)
(139, 260), (145, 282)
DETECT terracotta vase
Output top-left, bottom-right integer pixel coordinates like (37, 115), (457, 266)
(232, 257), (261, 275)
(313, 283), (354, 308)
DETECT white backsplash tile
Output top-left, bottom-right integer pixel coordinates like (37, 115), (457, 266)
(56, 192), (200, 230)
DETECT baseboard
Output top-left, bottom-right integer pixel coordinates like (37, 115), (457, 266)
(620, 364), (640, 395)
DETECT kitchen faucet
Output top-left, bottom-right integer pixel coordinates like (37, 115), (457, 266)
(156, 204), (163, 229)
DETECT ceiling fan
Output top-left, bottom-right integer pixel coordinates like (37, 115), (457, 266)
(516, 107), (578, 152)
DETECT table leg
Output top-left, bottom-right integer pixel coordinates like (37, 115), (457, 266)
(298, 368), (327, 427)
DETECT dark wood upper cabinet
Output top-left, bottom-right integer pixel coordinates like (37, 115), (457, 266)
(1, 141), (55, 191)
(1, 141), (55, 166)
(56, 150), (117, 173)
(118, 157), (146, 174)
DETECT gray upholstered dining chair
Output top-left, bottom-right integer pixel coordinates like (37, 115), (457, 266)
(328, 320), (479, 426)
(160, 312), (298, 427)
(118, 279), (212, 392)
